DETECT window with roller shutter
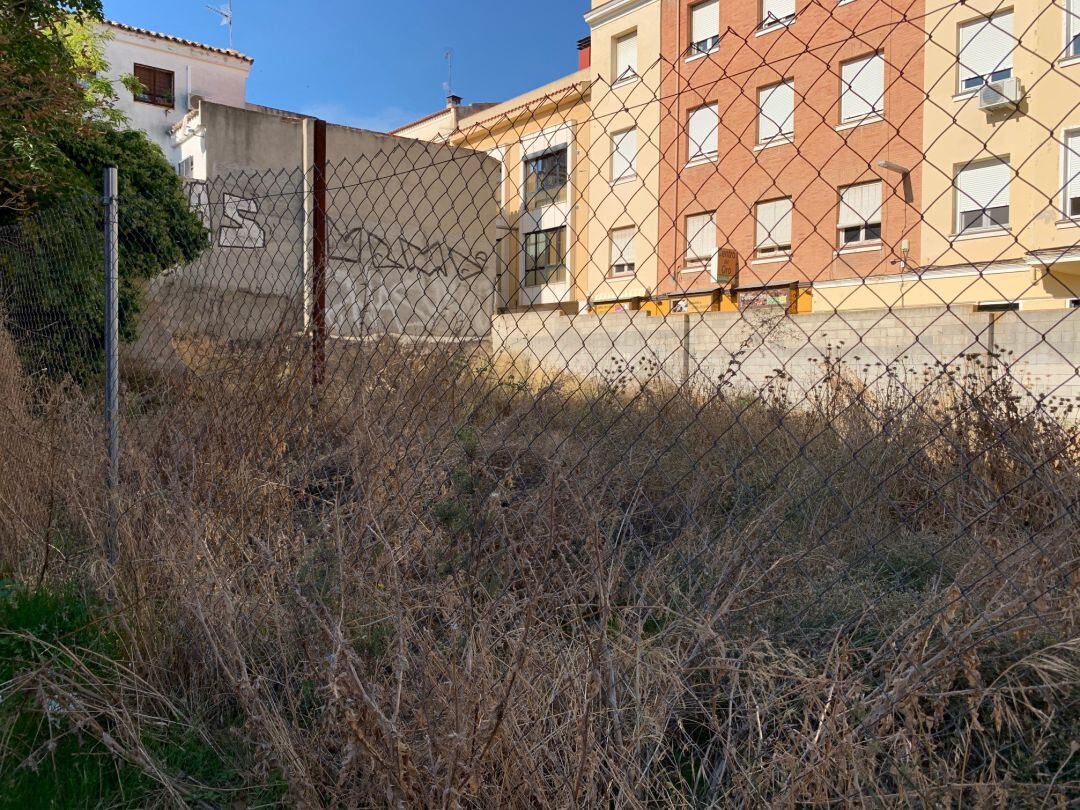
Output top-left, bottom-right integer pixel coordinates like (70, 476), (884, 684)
(688, 104), (719, 162)
(685, 212), (716, 267)
(690, 1), (720, 56)
(837, 182), (883, 245)
(1067, 0), (1080, 59)
(958, 12), (1014, 92)
(758, 80), (794, 144)
(955, 158), (1011, 233)
(756, 198), (793, 257)
(1064, 130), (1080, 218)
(610, 228), (637, 276)
(614, 32), (638, 83)
(611, 129), (637, 182)
(840, 53), (884, 123)
(760, 0), (796, 31)
(133, 64), (175, 108)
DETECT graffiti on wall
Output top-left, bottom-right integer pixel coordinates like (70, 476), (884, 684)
(186, 183), (267, 250)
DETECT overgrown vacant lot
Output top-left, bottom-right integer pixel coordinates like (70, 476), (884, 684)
(0, 331), (1077, 807)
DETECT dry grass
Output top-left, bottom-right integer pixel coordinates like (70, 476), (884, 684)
(0, 328), (1078, 808)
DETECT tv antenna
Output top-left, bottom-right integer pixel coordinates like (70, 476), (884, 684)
(206, 0), (234, 49)
(444, 48), (454, 97)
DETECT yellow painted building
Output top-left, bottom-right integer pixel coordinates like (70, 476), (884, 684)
(582, 0), (663, 314)
(817, 0), (1080, 313)
(448, 74), (593, 313)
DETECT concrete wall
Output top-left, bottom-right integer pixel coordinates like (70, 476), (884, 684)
(493, 305), (1080, 404)
(138, 101), (500, 368)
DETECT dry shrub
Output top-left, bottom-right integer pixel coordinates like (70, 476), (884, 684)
(1, 331), (1077, 807)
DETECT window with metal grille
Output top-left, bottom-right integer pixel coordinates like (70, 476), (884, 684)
(524, 148), (568, 210)
(522, 227), (566, 287)
(133, 64), (175, 108)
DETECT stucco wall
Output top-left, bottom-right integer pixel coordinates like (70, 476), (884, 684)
(921, 1), (1080, 271)
(492, 305), (1080, 405)
(585, 0), (663, 304)
(101, 25), (250, 163)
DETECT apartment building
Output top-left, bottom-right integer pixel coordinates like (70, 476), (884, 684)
(654, 0), (926, 315)
(581, 0), (664, 315)
(444, 67), (593, 313)
(819, 1), (1080, 313)
(100, 21), (252, 168)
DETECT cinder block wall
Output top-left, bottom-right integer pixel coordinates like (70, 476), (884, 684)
(493, 307), (1080, 405)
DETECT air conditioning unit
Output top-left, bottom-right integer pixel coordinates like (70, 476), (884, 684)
(978, 77), (1023, 112)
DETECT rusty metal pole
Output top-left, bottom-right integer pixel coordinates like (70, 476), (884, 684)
(312, 119), (327, 393)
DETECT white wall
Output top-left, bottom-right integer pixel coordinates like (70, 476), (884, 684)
(100, 24), (251, 166)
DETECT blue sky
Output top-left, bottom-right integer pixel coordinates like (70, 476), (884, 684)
(102, 0), (589, 131)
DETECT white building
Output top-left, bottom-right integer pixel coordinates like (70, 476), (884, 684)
(100, 21), (253, 168)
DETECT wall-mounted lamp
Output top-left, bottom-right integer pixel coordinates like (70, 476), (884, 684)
(878, 160), (911, 175)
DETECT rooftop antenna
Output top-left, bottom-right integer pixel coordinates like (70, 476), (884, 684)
(206, 0), (234, 49)
(444, 48), (454, 98)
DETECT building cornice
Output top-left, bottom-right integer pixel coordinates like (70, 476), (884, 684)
(584, 0), (659, 30)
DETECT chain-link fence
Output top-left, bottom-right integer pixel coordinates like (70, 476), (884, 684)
(1, 3), (1078, 805)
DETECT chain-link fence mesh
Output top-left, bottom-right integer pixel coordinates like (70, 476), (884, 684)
(1, 2), (1078, 805)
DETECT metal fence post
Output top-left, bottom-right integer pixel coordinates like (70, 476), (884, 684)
(103, 166), (119, 565)
(312, 119), (328, 393)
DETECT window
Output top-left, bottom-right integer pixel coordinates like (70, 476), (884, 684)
(840, 53), (885, 123)
(133, 64), (175, 108)
(690, 1), (720, 56)
(614, 32), (638, 83)
(177, 157), (194, 179)
(524, 148), (568, 209)
(1064, 130), (1080, 218)
(956, 158), (1011, 233)
(610, 227), (636, 276)
(688, 104), (720, 162)
(522, 227), (566, 287)
(958, 12), (1014, 92)
(758, 80), (795, 144)
(975, 301), (1020, 312)
(1068, 298), (1080, 309)
(1068, 0), (1080, 59)
(611, 129), (637, 182)
(760, 0), (796, 31)
(685, 212), (716, 267)
(755, 197), (793, 257)
(838, 181), (883, 245)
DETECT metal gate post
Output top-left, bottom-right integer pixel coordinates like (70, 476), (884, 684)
(103, 167), (119, 565)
